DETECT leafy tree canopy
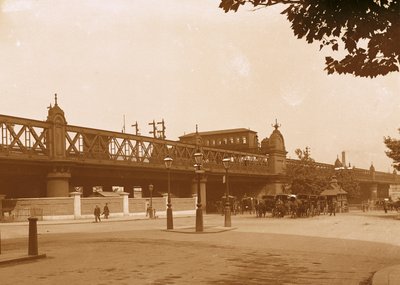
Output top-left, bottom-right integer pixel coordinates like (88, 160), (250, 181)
(384, 129), (400, 171)
(286, 148), (332, 195)
(335, 168), (361, 200)
(286, 148), (361, 200)
(219, 0), (400, 78)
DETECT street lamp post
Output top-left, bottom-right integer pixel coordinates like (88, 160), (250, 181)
(194, 151), (204, 232)
(222, 157), (232, 227)
(164, 156), (173, 229)
(148, 184), (154, 219)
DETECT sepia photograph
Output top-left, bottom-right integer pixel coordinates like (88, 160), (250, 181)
(0, 0), (399, 284)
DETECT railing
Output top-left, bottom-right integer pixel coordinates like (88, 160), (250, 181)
(286, 159), (334, 171)
(0, 114), (269, 174)
(375, 171), (399, 183)
(0, 115), (49, 158)
(65, 125), (270, 174)
(287, 158), (399, 184)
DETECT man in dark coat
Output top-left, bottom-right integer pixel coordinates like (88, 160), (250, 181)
(94, 205), (101, 222)
(103, 203), (110, 219)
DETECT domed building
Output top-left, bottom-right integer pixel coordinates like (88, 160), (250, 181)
(259, 120), (287, 195)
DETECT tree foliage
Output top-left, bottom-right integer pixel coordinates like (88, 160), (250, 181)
(219, 0), (400, 78)
(334, 168), (361, 200)
(286, 148), (361, 200)
(384, 129), (400, 171)
(286, 148), (331, 195)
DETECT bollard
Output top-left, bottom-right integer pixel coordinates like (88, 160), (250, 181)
(28, 217), (38, 256)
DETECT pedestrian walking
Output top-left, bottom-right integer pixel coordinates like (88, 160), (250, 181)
(329, 200), (337, 216)
(103, 203), (110, 219)
(94, 205), (101, 222)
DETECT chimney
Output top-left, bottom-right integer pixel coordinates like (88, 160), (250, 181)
(342, 151), (346, 169)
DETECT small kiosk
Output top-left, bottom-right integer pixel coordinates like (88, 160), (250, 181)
(320, 176), (348, 213)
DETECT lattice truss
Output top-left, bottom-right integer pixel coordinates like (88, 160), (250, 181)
(65, 128), (194, 164)
(0, 121), (48, 156)
(0, 116), (269, 172)
(64, 127), (268, 171)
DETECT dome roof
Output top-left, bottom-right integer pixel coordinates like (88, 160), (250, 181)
(370, 163), (375, 172)
(334, 156), (343, 168)
(267, 120), (285, 152)
(46, 94), (67, 124)
(320, 176), (347, 196)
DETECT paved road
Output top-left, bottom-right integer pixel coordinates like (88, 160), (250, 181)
(1, 212), (400, 285)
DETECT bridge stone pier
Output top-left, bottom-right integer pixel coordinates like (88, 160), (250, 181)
(356, 164), (395, 201)
(358, 182), (390, 201)
(47, 168), (71, 197)
(369, 183), (378, 200)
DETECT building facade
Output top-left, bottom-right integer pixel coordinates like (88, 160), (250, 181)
(179, 128), (259, 153)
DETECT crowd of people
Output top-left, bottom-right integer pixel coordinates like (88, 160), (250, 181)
(208, 195), (341, 219)
(253, 196), (339, 219)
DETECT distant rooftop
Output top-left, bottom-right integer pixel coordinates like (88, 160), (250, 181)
(180, 128), (257, 138)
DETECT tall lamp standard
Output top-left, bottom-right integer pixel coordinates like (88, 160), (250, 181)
(222, 157), (232, 227)
(148, 184), (154, 219)
(194, 151), (204, 232)
(164, 156), (173, 229)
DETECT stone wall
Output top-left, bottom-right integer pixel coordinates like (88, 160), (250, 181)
(129, 198), (148, 213)
(81, 197), (122, 215)
(171, 198), (196, 211)
(1, 196), (196, 222)
(5, 197), (74, 221)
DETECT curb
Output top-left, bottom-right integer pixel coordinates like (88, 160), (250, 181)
(163, 226), (237, 234)
(1, 214), (196, 227)
(372, 264), (400, 285)
(0, 254), (47, 266)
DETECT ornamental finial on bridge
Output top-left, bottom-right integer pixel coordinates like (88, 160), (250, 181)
(54, 93), (58, 106)
(272, 119), (281, 130)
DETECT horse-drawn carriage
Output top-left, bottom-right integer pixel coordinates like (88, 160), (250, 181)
(289, 193), (321, 218)
(221, 195), (238, 214)
(257, 194), (289, 218)
(295, 193), (312, 217)
(272, 194), (289, 217)
(256, 193), (325, 218)
(238, 196), (256, 214)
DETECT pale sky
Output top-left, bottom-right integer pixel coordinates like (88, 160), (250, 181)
(1, 0), (399, 172)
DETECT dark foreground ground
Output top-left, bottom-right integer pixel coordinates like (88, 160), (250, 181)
(1, 212), (400, 285)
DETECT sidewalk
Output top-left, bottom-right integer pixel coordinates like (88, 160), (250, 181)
(372, 265), (400, 285)
(0, 252), (47, 265)
(0, 213), (199, 240)
(0, 212), (194, 227)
